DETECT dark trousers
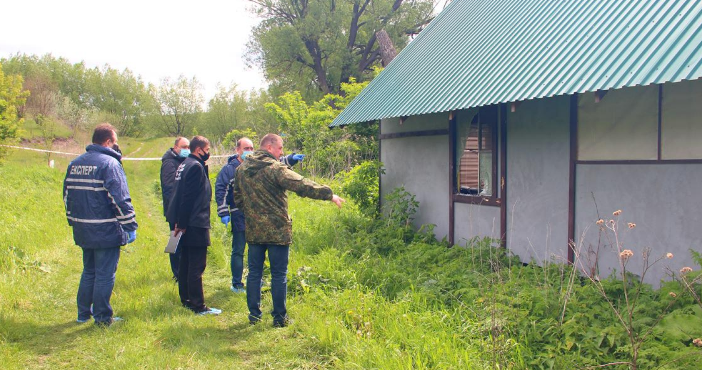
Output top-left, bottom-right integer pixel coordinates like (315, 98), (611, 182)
(77, 247), (120, 323)
(178, 244), (208, 312)
(247, 243), (289, 323)
(168, 222), (181, 280)
(230, 230), (246, 288)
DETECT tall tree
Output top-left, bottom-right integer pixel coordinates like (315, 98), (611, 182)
(2, 54), (154, 137)
(0, 63), (30, 148)
(152, 75), (203, 136)
(246, 0), (435, 99)
(85, 67), (153, 137)
(202, 83), (249, 139)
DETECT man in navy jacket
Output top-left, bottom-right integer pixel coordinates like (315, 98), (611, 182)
(63, 123), (137, 326)
(160, 136), (190, 281)
(215, 137), (304, 293)
(167, 136), (221, 315)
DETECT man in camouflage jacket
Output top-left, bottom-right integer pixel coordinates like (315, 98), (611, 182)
(233, 133), (344, 327)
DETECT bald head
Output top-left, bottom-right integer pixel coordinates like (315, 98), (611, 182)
(236, 137), (254, 157)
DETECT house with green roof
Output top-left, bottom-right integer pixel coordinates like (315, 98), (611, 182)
(331, 0), (702, 283)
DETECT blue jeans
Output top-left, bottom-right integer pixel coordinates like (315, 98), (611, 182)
(77, 247), (120, 324)
(230, 230), (246, 288)
(247, 244), (289, 323)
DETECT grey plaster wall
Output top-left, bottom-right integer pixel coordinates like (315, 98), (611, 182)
(454, 203), (501, 247)
(381, 113), (448, 134)
(380, 113), (449, 239)
(506, 96), (571, 264)
(575, 164), (702, 285)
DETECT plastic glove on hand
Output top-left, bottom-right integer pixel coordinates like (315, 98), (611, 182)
(221, 216), (230, 226)
(292, 153), (305, 161)
(127, 230), (137, 244)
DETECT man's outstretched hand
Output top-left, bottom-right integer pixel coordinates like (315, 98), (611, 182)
(331, 194), (345, 208)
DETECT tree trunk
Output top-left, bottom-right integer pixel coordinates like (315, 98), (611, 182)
(376, 29), (398, 66)
(304, 39), (332, 94)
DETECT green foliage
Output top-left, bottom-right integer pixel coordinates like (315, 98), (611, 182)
(151, 75), (203, 136)
(201, 83), (249, 139)
(247, 0), (435, 98)
(340, 160), (384, 217)
(84, 67), (153, 137)
(3, 146), (702, 369)
(0, 62), (29, 152)
(383, 186), (419, 228)
(265, 77), (379, 177)
(2, 54), (153, 137)
(222, 127), (259, 150)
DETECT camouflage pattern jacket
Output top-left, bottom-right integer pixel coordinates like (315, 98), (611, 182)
(233, 149), (333, 245)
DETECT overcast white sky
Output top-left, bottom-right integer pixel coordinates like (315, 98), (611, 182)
(0, 0), (266, 101)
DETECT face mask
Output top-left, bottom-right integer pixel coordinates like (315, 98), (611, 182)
(241, 151), (254, 160)
(179, 149), (190, 158)
(200, 151), (210, 162)
(112, 144), (122, 155)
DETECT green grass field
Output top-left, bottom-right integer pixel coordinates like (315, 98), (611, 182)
(2, 139), (702, 369)
(0, 139), (343, 369)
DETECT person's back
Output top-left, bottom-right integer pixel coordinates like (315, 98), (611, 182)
(64, 144), (136, 248)
(63, 123), (136, 327)
(235, 149), (330, 245)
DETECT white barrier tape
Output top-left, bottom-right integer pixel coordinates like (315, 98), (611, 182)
(1, 144), (229, 161)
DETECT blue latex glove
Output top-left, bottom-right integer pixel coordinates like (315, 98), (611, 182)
(292, 154), (305, 161)
(221, 216), (230, 226)
(127, 230), (136, 244)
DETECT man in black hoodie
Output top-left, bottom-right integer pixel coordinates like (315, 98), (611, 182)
(160, 137), (189, 281)
(166, 136), (221, 316)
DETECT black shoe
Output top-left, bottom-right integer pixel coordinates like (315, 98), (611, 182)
(273, 318), (290, 328)
(94, 317), (122, 327)
(249, 315), (262, 325)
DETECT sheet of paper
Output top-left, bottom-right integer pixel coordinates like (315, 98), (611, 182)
(164, 230), (181, 254)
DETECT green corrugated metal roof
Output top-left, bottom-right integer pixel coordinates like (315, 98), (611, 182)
(331, 0), (702, 127)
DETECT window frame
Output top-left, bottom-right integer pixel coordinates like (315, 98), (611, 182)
(449, 106), (500, 207)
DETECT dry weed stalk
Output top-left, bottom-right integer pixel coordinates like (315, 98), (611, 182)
(573, 209), (680, 370)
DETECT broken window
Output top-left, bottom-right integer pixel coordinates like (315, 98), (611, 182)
(455, 105), (497, 196)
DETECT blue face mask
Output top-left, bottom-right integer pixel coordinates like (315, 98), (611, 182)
(179, 149), (190, 158)
(241, 151), (254, 160)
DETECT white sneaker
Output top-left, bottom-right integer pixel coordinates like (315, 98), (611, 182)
(198, 307), (222, 316)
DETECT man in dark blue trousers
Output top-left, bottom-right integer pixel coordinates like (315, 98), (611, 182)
(215, 137), (305, 293)
(63, 123), (137, 326)
(160, 136), (190, 281)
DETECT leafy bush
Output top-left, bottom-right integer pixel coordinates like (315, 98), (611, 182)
(286, 190), (702, 369)
(222, 127), (259, 150)
(383, 186), (419, 228)
(340, 160), (384, 217)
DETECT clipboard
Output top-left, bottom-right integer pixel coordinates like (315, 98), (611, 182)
(164, 230), (182, 254)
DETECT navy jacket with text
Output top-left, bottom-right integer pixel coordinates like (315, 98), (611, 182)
(63, 144), (138, 249)
(215, 154), (246, 232)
